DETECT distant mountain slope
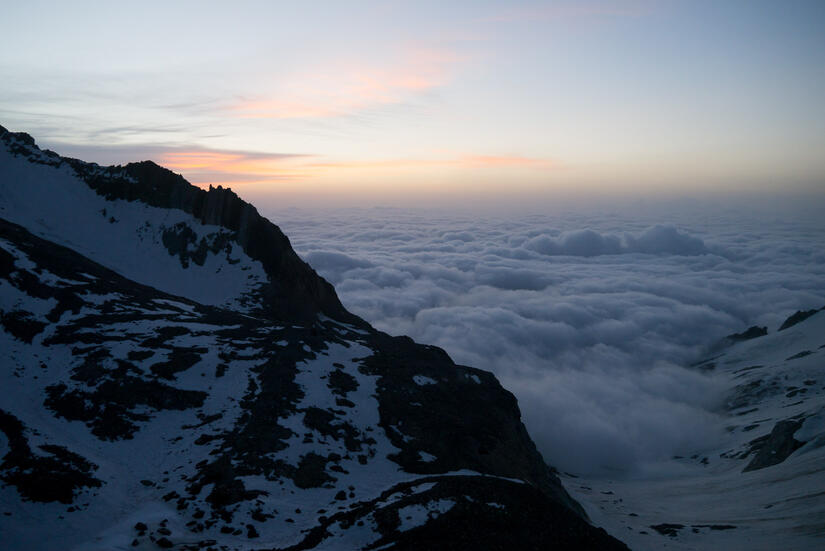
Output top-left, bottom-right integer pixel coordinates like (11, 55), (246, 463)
(0, 126), (627, 550)
(567, 309), (825, 550)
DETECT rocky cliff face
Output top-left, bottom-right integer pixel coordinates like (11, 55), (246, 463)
(0, 125), (351, 324)
(76, 159), (355, 325)
(0, 127), (627, 550)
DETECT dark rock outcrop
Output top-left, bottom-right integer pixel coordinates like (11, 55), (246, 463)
(0, 409), (102, 503)
(726, 326), (768, 342)
(285, 476), (627, 551)
(743, 419), (805, 472)
(359, 331), (585, 517)
(778, 307), (824, 331)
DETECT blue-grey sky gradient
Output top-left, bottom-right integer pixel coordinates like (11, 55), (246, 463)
(2, 0), (824, 204)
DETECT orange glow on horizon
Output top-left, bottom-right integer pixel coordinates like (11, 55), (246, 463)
(159, 150), (311, 183)
(160, 151), (244, 170)
(460, 155), (553, 167)
(159, 148), (557, 194)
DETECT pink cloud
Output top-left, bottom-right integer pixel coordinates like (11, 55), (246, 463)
(229, 47), (461, 120)
(159, 149), (311, 186)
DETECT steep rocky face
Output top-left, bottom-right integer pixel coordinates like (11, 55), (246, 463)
(81, 161), (354, 324)
(0, 125), (355, 325)
(742, 419), (805, 472)
(358, 331), (586, 517)
(0, 127), (627, 550)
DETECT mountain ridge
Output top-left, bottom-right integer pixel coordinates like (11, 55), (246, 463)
(0, 124), (354, 325)
(0, 126), (627, 549)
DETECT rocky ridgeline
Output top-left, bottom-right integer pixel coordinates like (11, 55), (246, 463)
(0, 125), (352, 324)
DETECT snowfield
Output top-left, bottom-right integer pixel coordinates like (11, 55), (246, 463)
(568, 311), (825, 550)
(0, 143), (267, 313)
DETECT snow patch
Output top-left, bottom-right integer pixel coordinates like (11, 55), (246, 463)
(396, 499), (456, 532)
(418, 451), (437, 463)
(412, 375), (437, 386)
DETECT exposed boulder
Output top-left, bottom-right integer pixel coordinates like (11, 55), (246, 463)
(743, 419), (805, 472)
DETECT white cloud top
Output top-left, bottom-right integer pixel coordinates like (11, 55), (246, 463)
(273, 201), (825, 476)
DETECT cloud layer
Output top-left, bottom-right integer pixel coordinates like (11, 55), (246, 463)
(523, 224), (710, 257)
(271, 202), (825, 476)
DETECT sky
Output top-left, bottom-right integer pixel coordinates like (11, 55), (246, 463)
(2, 0), (825, 206)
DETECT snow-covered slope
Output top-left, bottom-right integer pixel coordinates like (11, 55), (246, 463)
(0, 137), (264, 313)
(0, 127), (349, 323)
(0, 127), (627, 550)
(567, 310), (825, 550)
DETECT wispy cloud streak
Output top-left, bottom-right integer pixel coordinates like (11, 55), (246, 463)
(158, 149), (313, 185)
(228, 47), (461, 120)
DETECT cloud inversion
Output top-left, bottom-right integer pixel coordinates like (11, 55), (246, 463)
(270, 201), (825, 476)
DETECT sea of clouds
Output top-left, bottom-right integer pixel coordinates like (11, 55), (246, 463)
(266, 199), (825, 477)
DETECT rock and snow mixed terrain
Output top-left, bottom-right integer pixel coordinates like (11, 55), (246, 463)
(0, 126), (627, 550)
(568, 310), (825, 550)
(268, 201), (825, 481)
(268, 206), (825, 550)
